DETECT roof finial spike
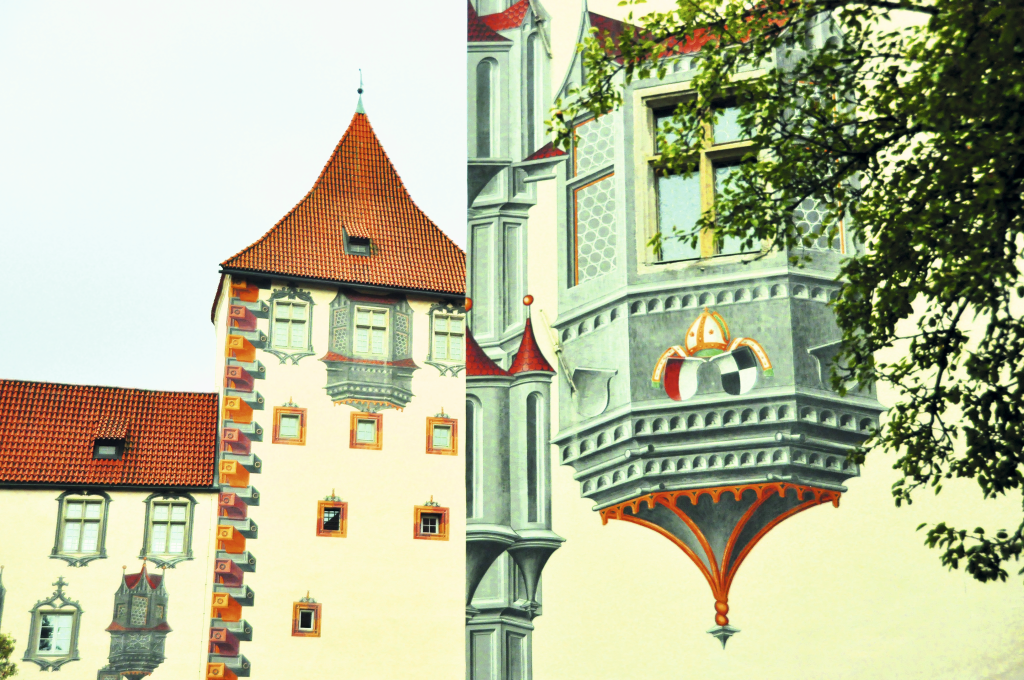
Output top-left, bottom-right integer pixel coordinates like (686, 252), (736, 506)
(356, 69), (365, 114)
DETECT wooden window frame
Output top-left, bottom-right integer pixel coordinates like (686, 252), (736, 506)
(413, 505), (450, 541)
(646, 95), (759, 262)
(349, 412), (382, 450)
(316, 501), (347, 538)
(272, 406), (307, 446)
(426, 417), (458, 456)
(291, 602), (322, 638)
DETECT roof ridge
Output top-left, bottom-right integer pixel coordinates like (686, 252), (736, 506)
(0, 378), (216, 397)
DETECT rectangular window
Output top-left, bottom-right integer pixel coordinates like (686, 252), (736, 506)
(650, 102), (758, 262)
(149, 501), (188, 555)
(292, 602), (322, 637)
(36, 613), (73, 655)
(432, 314), (465, 361)
(349, 412), (382, 450)
(273, 406), (307, 445)
(61, 500), (102, 553)
(316, 500), (347, 537)
(426, 416), (458, 456)
(273, 300), (309, 350)
(298, 609), (315, 630)
(413, 504), (450, 541)
(354, 308), (388, 355)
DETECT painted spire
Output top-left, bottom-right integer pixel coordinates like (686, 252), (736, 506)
(509, 295), (555, 375)
(465, 298), (512, 377)
(356, 69), (365, 114)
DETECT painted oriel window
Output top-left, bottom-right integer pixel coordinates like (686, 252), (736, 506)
(354, 307), (388, 355)
(652, 102), (759, 261)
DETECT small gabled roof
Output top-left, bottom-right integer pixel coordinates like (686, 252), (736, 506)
(480, 0), (531, 31)
(221, 111), (466, 296)
(469, 2), (511, 42)
(0, 380), (218, 487)
(524, 141), (567, 161)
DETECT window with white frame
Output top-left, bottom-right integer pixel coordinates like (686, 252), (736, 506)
(141, 493), (196, 567)
(354, 307), (388, 355)
(51, 492), (109, 567)
(22, 576), (82, 671)
(272, 300), (310, 350)
(420, 513), (441, 535)
(432, 314), (464, 362)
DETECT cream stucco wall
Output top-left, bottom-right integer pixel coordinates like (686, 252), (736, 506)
(213, 275), (466, 679)
(519, 2), (1024, 678)
(0, 488), (219, 679)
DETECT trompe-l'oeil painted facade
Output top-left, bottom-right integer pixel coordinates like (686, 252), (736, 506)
(0, 97), (468, 679)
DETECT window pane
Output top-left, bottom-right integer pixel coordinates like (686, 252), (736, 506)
(371, 329), (384, 354)
(654, 112), (693, 152)
(714, 163), (757, 255)
(170, 504), (187, 521)
(434, 317), (448, 332)
(372, 311), (386, 328)
(657, 173), (702, 261)
(356, 310), (370, 326)
(95, 444), (117, 457)
(275, 303), (291, 320)
(65, 501), (83, 519)
(432, 425), (451, 449)
(322, 507), (342, 532)
(38, 613), (72, 654)
(356, 420), (377, 443)
(151, 523), (168, 553)
(476, 60), (492, 157)
(299, 609), (314, 630)
(450, 318), (463, 333)
(433, 335), (447, 360)
(449, 337), (463, 361)
(153, 504), (169, 521)
(280, 414), (300, 439)
(290, 302), (306, 320)
(713, 106), (744, 144)
(84, 502), (101, 519)
(273, 322), (290, 348)
(81, 521), (99, 552)
(168, 524), (185, 554)
(355, 328), (369, 353)
(62, 522), (81, 552)
(290, 320), (306, 349)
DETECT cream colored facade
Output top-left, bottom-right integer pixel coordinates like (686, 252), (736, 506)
(0, 488), (219, 678)
(211, 274), (466, 679)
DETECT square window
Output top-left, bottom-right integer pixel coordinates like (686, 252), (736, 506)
(291, 602), (322, 637)
(349, 412), (382, 450)
(413, 504), (450, 541)
(426, 417), (458, 456)
(316, 500), (347, 537)
(273, 406), (307, 446)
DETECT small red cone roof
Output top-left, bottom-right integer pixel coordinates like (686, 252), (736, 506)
(466, 329), (511, 377)
(468, 2), (510, 42)
(222, 111), (465, 295)
(508, 318), (555, 374)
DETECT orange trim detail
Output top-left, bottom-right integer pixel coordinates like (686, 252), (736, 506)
(207, 662), (239, 680)
(599, 483), (841, 626)
(225, 335), (255, 363)
(218, 460), (249, 488)
(229, 280), (259, 303)
(216, 525), (246, 554)
(426, 417), (458, 456)
(211, 593), (242, 622)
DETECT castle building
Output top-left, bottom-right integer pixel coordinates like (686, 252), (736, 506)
(207, 96), (467, 679)
(0, 380), (221, 678)
(466, 0), (886, 669)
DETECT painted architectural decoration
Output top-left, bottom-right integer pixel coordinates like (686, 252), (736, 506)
(101, 563), (171, 677)
(467, 0), (886, 664)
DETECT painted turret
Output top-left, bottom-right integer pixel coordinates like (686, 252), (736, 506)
(103, 563), (171, 677)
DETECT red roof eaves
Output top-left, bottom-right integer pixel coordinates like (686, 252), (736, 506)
(480, 0), (530, 31)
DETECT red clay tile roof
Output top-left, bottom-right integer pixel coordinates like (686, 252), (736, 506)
(480, 0), (530, 31)
(221, 112), (466, 296)
(469, 2), (510, 42)
(589, 12), (713, 59)
(466, 330), (511, 377)
(0, 380), (218, 487)
(124, 563), (162, 590)
(525, 141), (567, 161)
(508, 318), (555, 374)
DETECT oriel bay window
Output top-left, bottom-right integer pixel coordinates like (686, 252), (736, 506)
(354, 307), (388, 355)
(651, 101), (758, 262)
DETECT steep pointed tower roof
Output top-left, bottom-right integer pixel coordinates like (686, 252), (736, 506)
(509, 296), (555, 374)
(468, 1), (510, 42)
(465, 298), (511, 377)
(221, 106), (466, 295)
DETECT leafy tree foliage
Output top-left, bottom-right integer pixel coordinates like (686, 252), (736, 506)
(552, 0), (1024, 582)
(0, 633), (18, 679)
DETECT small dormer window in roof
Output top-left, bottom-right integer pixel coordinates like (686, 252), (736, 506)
(346, 235), (371, 256)
(93, 438), (124, 460)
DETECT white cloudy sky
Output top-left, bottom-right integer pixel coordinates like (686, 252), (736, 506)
(0, 1), (464, 392)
